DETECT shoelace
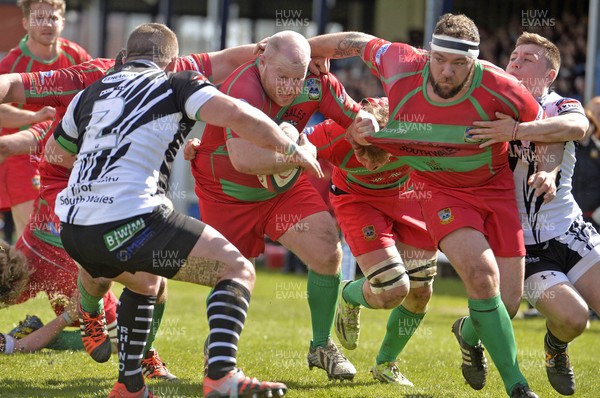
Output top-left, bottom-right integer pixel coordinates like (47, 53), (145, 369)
(323, 343), (347, 362)
(83, 314), (106, 339)
(142, 352), (166, 369)
(548, 351), (570, 370)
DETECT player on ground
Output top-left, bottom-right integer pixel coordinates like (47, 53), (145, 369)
(189, 30), (361, 381)
(306, 97), (438, 385)
(308, 14), (545, 398)
(46, 23), (319, 398)
(0, 0), (90, 238)
(467, 32), (595, 396)
(0, 235), (119, 355)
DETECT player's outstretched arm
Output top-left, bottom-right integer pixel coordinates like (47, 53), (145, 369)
(2, 311), (74, 354)
(206, 42), (264, 84)
(1, 294), (78, 354)
(0, 129), (38, 164)
(470, 111), (589, 146)
(0, 104), (54, 129)
(227, 124), (316, 175)
(0, 74), (26, 105)
(197, 92), (323, 178)
(308, 32), (375, 59)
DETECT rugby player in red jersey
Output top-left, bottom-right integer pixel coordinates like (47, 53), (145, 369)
(309, 13), (547, 398)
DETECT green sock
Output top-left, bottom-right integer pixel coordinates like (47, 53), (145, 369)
(78, 276), (103, 313)
(460, 316), (480, 346)
(308, 270), (341, 347)
(376, 305), (424, 364)
(144, 300), (166, 354)
(469, 295), (527, 395)
(342, 277), (372, 308)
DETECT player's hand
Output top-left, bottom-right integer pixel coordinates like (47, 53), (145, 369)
(297, 132), (317, 159)
(183, 138), (201, 161)
(347, 114), (379, 146)
(64, 291), (79, 325)
(32, 106), (56, 124)
(291, 145), (323, 178)
(254, 37), (269, 54)
(528, 170), (557, 203)
(309, 57), (330, 75)
(469, 112), (516, 148)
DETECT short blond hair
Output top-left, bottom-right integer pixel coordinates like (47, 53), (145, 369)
(17, 0), (65, 17)
(516, 32), (561, 72)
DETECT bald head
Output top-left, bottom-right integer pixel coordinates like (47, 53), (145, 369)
(263, 30), (311, 68)
(259, 31), (311, 106)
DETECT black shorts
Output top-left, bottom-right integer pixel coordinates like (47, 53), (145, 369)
(60, 204), (205, 279)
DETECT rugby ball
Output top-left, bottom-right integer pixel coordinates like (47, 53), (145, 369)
(257, 123), (303, 193)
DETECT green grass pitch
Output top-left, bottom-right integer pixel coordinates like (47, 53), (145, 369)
(1, 269), (599, 397)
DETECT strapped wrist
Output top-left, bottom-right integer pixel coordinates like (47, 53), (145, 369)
(512, 121), (520, 141)
(62, 311), (73, 325)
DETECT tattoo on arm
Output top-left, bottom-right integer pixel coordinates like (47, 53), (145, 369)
(333, 33), (368, 58)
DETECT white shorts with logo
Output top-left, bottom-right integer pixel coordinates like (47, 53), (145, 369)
(524, 215), (600, 305)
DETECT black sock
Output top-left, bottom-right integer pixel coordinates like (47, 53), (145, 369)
(546, 327), (568, 351)
(206, 280), (250, 380)
(117, 288), (156, 392)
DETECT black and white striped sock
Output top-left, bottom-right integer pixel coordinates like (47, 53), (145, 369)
(206, 279), (250, 380)
(117, 288), (156, 392)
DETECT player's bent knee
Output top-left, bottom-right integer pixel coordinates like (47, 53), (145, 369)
(557, 308), (589, 336)
(371, 285), (409, 309)
(502, 297), (521, 319)
(407, 259), (437, 288)
(408, 284), (433, 306)
(365, 255), (409, 299)
(309, 244), (342, 275)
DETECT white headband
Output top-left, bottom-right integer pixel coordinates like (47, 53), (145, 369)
(431, 34), (480, 58)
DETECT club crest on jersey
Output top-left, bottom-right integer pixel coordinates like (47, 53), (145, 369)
(375, 43), (390, 66)
(464, 127), (486, 143)
(362, 225), (377, 241)
(31, 175), (40, 190)
(39, 70), (54, 85)
(438, 208), (454, 224)
(306, 78), (321, 101)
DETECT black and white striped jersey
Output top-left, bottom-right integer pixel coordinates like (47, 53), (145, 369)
(511, 91), (585, 244)
(54, 60), (218, 225)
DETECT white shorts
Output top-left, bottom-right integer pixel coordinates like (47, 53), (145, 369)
(524, 216), (600, 305)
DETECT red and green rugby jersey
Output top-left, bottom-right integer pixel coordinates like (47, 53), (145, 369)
(305, 119), (411, 196)
(362, 39), (543, 188)
(0, 36), (91, 137)
(192, 59), (360, 203)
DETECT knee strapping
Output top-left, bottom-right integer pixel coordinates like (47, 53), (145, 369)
(406, 259), (437, 288)
(364, 256), (409, 295)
